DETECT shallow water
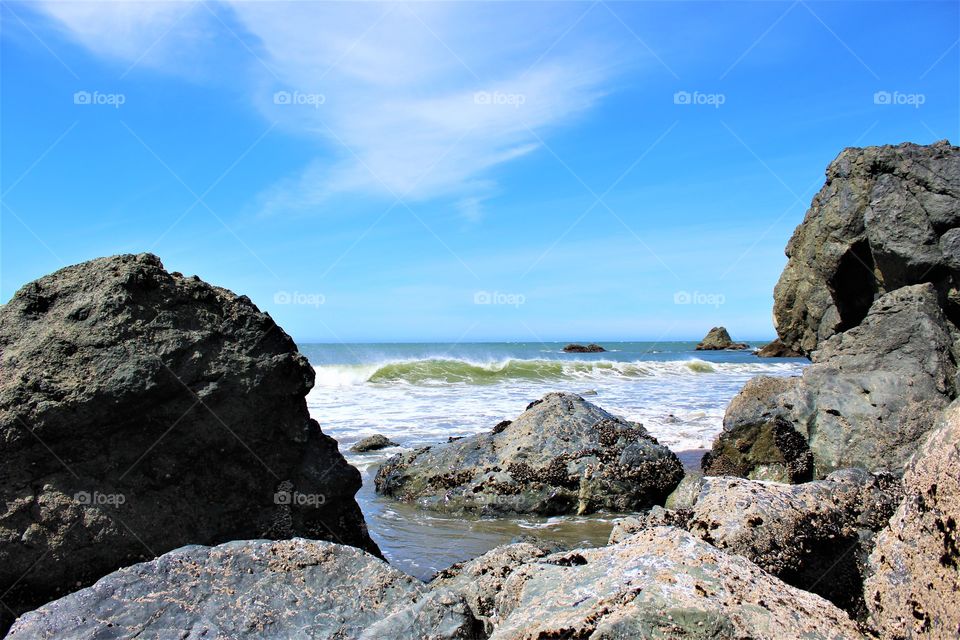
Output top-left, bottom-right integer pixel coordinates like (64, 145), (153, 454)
(300, 341), (807, 579)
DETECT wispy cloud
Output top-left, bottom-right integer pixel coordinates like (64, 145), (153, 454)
(34, 1), (632, 218)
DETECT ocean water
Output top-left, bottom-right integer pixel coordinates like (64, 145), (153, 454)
(300, 341), (807, 578)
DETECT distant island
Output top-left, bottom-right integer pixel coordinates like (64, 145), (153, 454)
(562, 343), (607, 353)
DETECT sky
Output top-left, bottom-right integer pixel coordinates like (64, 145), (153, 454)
(1, 0), (958, 343)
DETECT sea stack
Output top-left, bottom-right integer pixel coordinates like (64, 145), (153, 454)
(695, 326), (749, 350)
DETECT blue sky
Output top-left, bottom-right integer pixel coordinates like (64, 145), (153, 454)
(2, 1), (958, 342)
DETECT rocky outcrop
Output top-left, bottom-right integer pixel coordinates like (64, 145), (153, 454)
(702, 414), (813, 482)
(773, 140), (960, 356)
(375, 392), (683, 515)
(609, 471), (899, 619)
(351, 433), (399, 452)
(0, 254), (376, 630)
(688, 470), (900, 619)
(712, 284), (958, 478)
(484, 527), (862, 639)
(562, 343), (606, 353)
(756, 337), (805, 357)
(430, 541), (560, 635)
(7, 539), (477, 639)
(695, 326), (749, 350)
(864, 400), (960, 638)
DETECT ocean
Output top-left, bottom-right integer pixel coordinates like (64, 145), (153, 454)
(300, 341), (807, 579)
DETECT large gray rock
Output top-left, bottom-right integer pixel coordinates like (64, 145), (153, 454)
(864, 400), (960, 638)
(7, 539), (477, 639)
(610, 470), (899, 619)
(485, 527), (862, 639)
(687, 470), (900, 619)
(712, 284), (958, 478)
(374, 393), (683, 515)
(0, 254), (376, 630)
(430, 541), (560, 635)
(774, 140), (960, 356)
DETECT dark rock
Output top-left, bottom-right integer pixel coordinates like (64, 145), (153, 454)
(0, 254), (376, 630)
(773, 140), (960, 356)
(702, 412), (813, 482)
(350, 433), (399, 452)
(756, 337), (806, 358)
(716, 284), (958, 478)
(865, 399), (960, 638)
(702, 414), (813, 483)
(562, 343), (606, 353)
(7, 539), (477, 639)
(695, 326), (749, 350)
(484, 527), (862, 638)
(374, 392), (683, 515)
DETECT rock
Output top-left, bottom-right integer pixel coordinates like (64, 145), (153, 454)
(562, 343), (606, 353)
(430, 541), (559, 635)
(702, 414), (813, 483)
(664, 471), (704, 510)
(756, 337), (806, 358)
(0, 254), (376, 630)
(773, 140), (960, 356)
(374, 392), (683, 515)
(7, 539), (477, 639)
(608, 507), (691, 544)
(351, 433), (399, 452)
(715, 284), (958, 478)
(486, 527), (862, 639)
(864, 399), (960, 638)
(695, 326), (749, 350)
(687, 470), (901, 619)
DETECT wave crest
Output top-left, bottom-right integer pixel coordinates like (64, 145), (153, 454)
(312, 357), (797, 387)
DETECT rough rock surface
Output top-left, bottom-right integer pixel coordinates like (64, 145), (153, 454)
(756, 337), (805, 358)
(687, 470), (901, 619)
(664, 471), (704, 510)
(702, 414), (813, 483)
(486, 527), (862, 639)
(865, 400), (960, 638)
(351, 433), (399, 452)
(375, 393), (683, 515)
(773, 140), (960, 356)
(714, 284), (958, 478)
(562, 343), (606, 353)
(7, 539), (477, 639)
(0, 254), (376, 630)
(695, 326), (749, 350)
(430, 541), (559, 635)
(703, 376), (811, 483)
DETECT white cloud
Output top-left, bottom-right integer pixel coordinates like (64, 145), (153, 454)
(33, 1), (632, 217)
